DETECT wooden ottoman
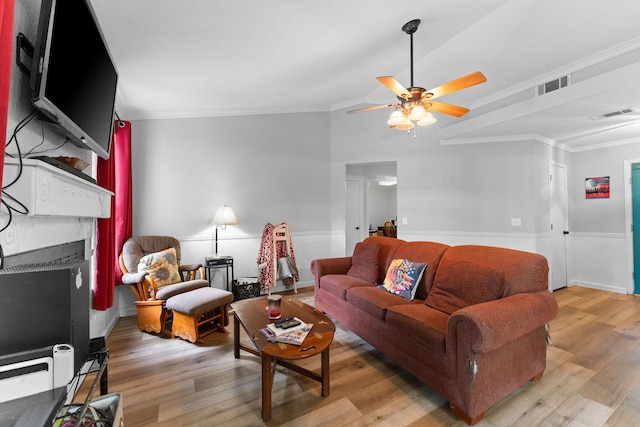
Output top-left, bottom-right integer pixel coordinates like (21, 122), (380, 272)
(166, 287), (234, 343)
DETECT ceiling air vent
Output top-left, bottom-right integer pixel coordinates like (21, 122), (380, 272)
(537, 75), (570, 95)
(589, 108), (636, 120)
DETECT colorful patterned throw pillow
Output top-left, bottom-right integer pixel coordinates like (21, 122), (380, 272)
(138, 247), (182, 288)
(378, 258), (427, 301)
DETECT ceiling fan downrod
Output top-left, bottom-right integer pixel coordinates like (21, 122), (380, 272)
(402, 19), (421, 88)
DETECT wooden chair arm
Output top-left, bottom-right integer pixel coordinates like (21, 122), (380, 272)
(179, 264), (205, 281)
(119, 252), (161, 301)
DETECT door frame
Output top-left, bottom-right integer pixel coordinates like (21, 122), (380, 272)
(345, 162), (397, 255)
(624, 158), (640, 294)
(345, 177), (365, 255)
(549, 161), (569, 291)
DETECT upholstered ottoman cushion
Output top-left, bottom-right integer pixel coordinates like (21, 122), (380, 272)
(166, 287), (234, 343)
(155, 279), (209, 300)
(166, 287), (234, 315)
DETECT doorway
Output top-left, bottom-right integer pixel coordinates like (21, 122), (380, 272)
(624, 159), (640, 294)
(345, 178), (363, 256)
(633, 163), (640, 294)
(345, 162), (397, 255)
(549, 162), (568, 291)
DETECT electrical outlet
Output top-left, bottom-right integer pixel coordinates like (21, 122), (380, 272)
(402, 217), (408, 225)
(511, 218), (522, 227)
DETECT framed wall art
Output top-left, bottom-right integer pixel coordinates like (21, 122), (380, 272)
(585, 176), (609, 199)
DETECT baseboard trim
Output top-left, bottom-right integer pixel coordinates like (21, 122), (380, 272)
(568, 281), (628, 295)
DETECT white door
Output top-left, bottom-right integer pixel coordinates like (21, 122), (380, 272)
(549, 162), (568, 290)
(346, 179), (362, 255)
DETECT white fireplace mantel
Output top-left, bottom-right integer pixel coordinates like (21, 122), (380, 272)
(2, 158), (113, 218)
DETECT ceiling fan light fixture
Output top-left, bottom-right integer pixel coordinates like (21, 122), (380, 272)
(394, 120), (414, 131)
(408, 105), (428, 121)
(387, 110), (407, 126)
(417, 112), (437, 126)
(347, 18), (486, 135)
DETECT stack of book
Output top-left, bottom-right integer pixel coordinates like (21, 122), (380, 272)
(259, 317), (312, 345)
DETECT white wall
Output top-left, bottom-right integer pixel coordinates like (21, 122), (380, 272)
(118, 113), (332, 314)
(330, 106), (551, 239)
(570, 142), (640, 293)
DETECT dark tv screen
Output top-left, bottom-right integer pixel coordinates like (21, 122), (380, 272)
(31, 0), (118, 159)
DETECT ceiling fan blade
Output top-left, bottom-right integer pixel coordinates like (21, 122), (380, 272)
(426, 71), (487, 100)
(427, 101), (470, 117)
(347, 103), (397, 114)
(377, 76), (412, 99)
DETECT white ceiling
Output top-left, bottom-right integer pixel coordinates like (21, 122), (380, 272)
(89, 0), (640, 152)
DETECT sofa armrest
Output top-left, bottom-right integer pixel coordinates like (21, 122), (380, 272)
(310, 257), (352, 293)
(310, 257), (352, 277)
(448, 290), (558, 354)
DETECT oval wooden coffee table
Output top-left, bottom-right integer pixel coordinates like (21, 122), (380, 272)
(231, 295), (335, 421)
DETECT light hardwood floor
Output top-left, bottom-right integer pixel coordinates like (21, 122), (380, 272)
(77, 286), (640, 426)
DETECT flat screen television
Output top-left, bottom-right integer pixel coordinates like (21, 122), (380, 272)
(30, 0), (118, 160)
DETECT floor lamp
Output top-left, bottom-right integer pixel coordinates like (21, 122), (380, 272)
(211, 205), (239, 256)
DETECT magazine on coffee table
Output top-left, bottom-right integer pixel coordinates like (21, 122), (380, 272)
(259, 318), (313, 345)
(265, 317), (306, 336)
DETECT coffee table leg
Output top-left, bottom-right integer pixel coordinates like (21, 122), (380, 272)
(321, 348), (330, 397)
(262, 354), (273, 421)
(233, 313), (240, 359)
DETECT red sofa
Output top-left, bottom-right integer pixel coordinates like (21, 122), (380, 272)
(311, 236), (558, 424)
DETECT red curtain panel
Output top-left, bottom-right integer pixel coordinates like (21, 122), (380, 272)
(0, 0), (15, 198)
(94, 121), (133, 310)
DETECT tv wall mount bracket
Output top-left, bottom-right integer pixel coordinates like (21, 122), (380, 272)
(16, 33), (34, 76)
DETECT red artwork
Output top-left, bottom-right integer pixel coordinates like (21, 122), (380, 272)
(585, 176), (610, 199)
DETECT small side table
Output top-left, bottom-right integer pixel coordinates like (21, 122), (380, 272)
(205, 256), (234, 291)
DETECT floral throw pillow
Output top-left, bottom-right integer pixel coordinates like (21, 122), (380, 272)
(138, 247), (182, 288)
(378, 258), (427, 301)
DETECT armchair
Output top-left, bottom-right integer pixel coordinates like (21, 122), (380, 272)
(119, 236), (208, 334)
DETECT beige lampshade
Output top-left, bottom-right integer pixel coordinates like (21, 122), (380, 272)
(212, 205), (239, 225)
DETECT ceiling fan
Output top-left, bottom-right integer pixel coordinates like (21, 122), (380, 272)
(348, 19), (487, 130)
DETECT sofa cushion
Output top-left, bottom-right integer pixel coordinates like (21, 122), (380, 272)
(426, 261), (504, 315)
(378, 258), (427, 301)
(138, 247), (182, 288)
(347, 286), (421, 321)
(320, 274), (374, 301)
(362, 236), (407, 284)
(386, 304), (449, 354)
(436, 245), (549, 297)
(391, 241), (450, 300)
(346, 241), (380, 283)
